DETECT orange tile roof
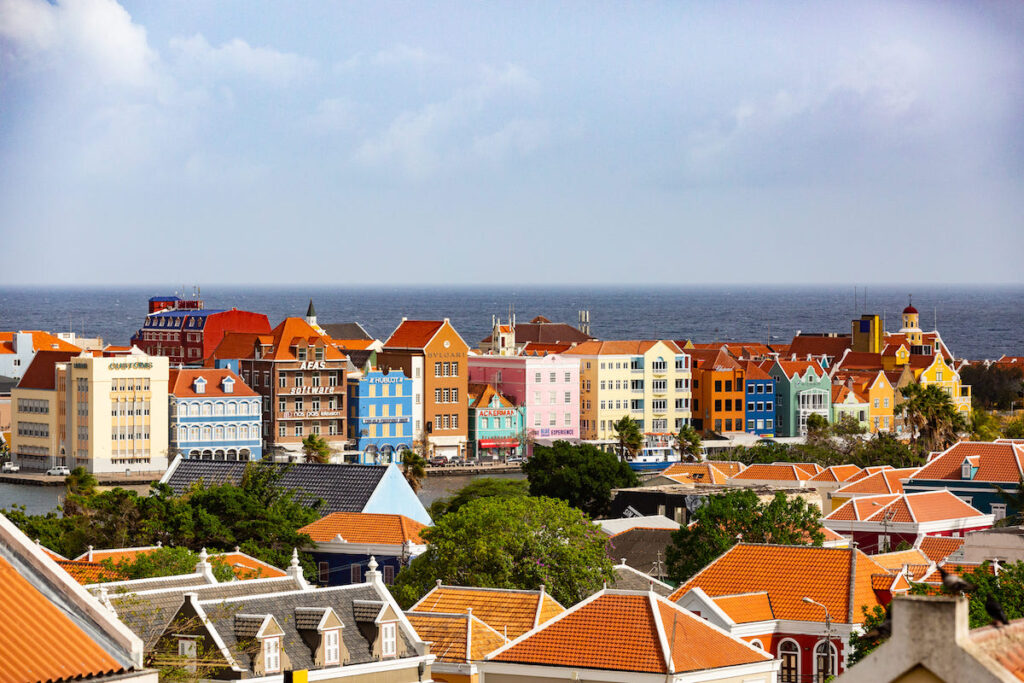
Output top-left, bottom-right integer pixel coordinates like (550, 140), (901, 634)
(332, 338), (375, 350)
(55, 560), (127, 585)
(920, 562), (996, 585)
(821, 527), (848, 544)
(826, 491), (987, 524)
(564, 340), (681, 356)
(168, 367), (258, 398)
(661, 463), (730, 485)
(16, 349), (81, 390)
(210, 318), (348, 362)
(809, 465), (864, 483)
(731, 463), (813, 482)
(739, 360), (773, 380)
(834, 468), (916, 496)
(384, 320), (446, 349)
(910, 441), (1024, 483)
(405, 612), (508, 662)
(775, 359), (827, 378)
(468, 383), (515, 410)
(669, 544), (890, 624)
(74, 545), (162, 563)
(870, 549), (930, 571)
(0, 555), (125, 682)
(970, 618), (1024, 679)
(210, 551), (287, 580)
(411, 586), (565, 639)
(489, 591), (770, 674)
(711, 591), (775, 623)
(299, 512), (427, 545)
(518, 342), (575, 356)
(789, 462), (824, 475)
(708, 461), (746, 477)
(917, 535), (966, 563)
(38, 545), (66, 561)
(827, 494), (901, 522)
(0, 330), (82, 355)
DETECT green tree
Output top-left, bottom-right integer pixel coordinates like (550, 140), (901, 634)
(849, 432), (922, 469)
(62, 466), (99, 516)
(665, 490), (824, 582)
(831, 413), (867, 438)
(960, 364), (1024, 411)
(675, 424), (703, 461)
(522, 441), (638, 518)
(390, 496), (614, 608)
(428, 477), (529, 519)
(612, 415), (643, 457)
(848, 604), (889, 666)
(805, 413), (831, 443)
(899, 383), (967, 453)
(301, 434), (332, 464)
(909, 561), (1024, 628)
(970, 408), (1003, 442)
(401, 449), (428, 493)
(1006, 417), (1024, 439)
(102, 546), (235, 582)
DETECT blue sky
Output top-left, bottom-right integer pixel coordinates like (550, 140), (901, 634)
(1, 0), (1021, 285)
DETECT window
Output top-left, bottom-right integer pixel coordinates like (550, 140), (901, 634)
(549, 413), (556, 425)
(725, 380), (732, 392)
(295, 424), (304, 437)
(451, 362), (459, 376)
(263, 637), (281, 673)
(779, 640), (799, 683)
(443, 388), (450, 403)
(564, 413), (571, 426)
(324, 628), (340, 665)
(383, 564), (395, 584)
(815, 641), (837, 682)
(748, 402), (755, 412)
(178, 639), (198, 673)
(435, 388), (442, 403)
(715, 380), (722, 392)
(962, 461), (972, 479)
(443, 362), (450, 377)
(381, 623), (397, 657)
(993, 504), (1007, 521)
(434, 362), (442, 377)
(564, 391), (571, 403)
(451, 413), (458, 429)
(295, 373), (304, 387)
(549, 391), (556, 404)
(351, 563), (362, 583)
(549, 372), (556, 382)
(564, 372), (571, 382)
(452, 388), (458, 403)
(318, 561), (330, 583)
(766, 419), (774, 429)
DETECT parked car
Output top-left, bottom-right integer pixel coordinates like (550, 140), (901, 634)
(1, 462), (20, 473)
(428, 456), (447, 467)
(447, 458), (466, 468)
(45, 466), (70, 477)
(506, 456), (525, 465)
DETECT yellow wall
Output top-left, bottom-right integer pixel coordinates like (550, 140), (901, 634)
(866, 374), (895, 433)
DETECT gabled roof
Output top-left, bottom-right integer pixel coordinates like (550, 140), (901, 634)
(16, 349), (81, 389)
(410, 585), (565, 639)
(486, 590), (772, 674)
(908, 441), (1024, 483)
(668, 543), (891, 624)
(609, 564), (674, 596)
(660, 462), (733, 485)
(826, 491), (988, 525)
(385, 319), (464, 350)
(564, 340), (682, 356)
(919, 562), (996, 585)
(321, 322), (373, 341)
(161, 459), (390, 515)
(518, 342), (575, 356)
(739, 359), (773, 380)
(730, 463), (815, 482)
(210, 318), (347, 362)
(74, 544), (163, 563)
(299, 512), (428, 545)
(481, 319), (593, 345)
(774, 358), (828, 379)
(884, 331), (952, 360)
(0, 330), (81, 355)
(809, 465), (864, 483)
(211, 551), (287, 580)
(787, 334), (852, 360)
(711, 591), (775, 623)
(706, 461), (746, 477)
(834, 467), (916, 496)
(917, 535), (966, 564)
(56, 559), (127, 585)
(168, 368), (258, 398)
(870, 548), (931, 571)
(688, 347), (742, 371)
(468, 383), (515, 410)
(405, 611), (508, 663)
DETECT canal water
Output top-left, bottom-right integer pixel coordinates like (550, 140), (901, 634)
(0, 472), (527, 517)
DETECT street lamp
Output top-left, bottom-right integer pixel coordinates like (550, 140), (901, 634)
(802, 597), (834, 682)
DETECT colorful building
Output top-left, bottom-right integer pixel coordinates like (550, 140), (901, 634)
(347, 365), (413, 465)
(168, 367), (262, 461)
(467, 352), (579, 442)
(130, 294), (271, 365)
(767, 359), (832, 437)
(0, 330), (81, 380)
(741, 360), (776, 436)
(688, 348), (746, 436)
(209, 311), (349, 457)
(299, 512), (427, 587)
(831, 383), (870, 431)
(467, 383), (525, 460)
(379, 319), (469, 459)
(566, 340), (691, 444)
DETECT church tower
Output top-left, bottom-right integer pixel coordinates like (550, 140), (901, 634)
(899, 296), (922, 345)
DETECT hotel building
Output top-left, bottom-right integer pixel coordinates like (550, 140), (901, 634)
(168, 367), (262, 461)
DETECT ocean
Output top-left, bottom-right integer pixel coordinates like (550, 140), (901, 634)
(0, 284), (1021, 360)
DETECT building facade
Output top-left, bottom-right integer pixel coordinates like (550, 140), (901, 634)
(168, 368), (262, 461)
(567, 340), (692, 443)
(467, 384), (525, 460)
(379, 319), (469, 459)
(0, 331), (81, 380)
(741, 361), (776, 436)
(347, 367), (413, 465)
(467, 353), (580, 442)
(768, 359), (832, 437)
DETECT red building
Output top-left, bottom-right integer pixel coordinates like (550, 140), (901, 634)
(131, 295), (270, 365)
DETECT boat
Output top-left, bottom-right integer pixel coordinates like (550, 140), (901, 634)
(624, 445), (681, 471)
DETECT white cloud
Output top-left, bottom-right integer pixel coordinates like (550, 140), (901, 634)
(305, 97), (357, 134)
(169, 34), (316, 86)
(0, 0), (157, 88)
(473, 119), (550, 161)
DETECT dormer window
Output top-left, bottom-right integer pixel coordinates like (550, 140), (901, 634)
(263, 637), (281, 673)
(177, 638), (198, 673)
(222, 377), (235, 394)
(962, 461), (972, 479)
(381, 622), (396, 657)
(193, 377), (207, 394)
(324, 628), (340, 665)
(315, 346), (324, 361)
(297, 347), (307, 361)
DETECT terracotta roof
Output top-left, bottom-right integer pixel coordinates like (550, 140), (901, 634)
(789, 462), (824, 475)
(74, 544), (161, 563)
(834, 468), (916, 496)
(920, 562), (996, 585)
(826, 491), (988, 524)
(299, 512), (428, 545)
(821, 527), (848, 544)
(488, 591), (771, 674)
(809, 465), (864, 483)
(210, 551), (287, 580)
(788, 334), (852, 360)
(870, 549), (931, 571)
(168, 367), (258, 398)
(739, 360), (773, 380)
(210, 318), (347, 362)
(564, 340), (681, 356)
(518, 342), (575, 356)
(384, 320), (447, 349)
(730, 463), (813, 482)
(917, 535), (966, 564)
(688, 347), (743, 371)
(468, 383), (515, 410)
(405, 612), (508, 662)
(0, 330), (81, 355)
(668, 543), (890, 624)
(331, 338), (376, 350)
(833, 352), (887, 372)
(775, 359), (827, 379)
(0, 555), (125, 682)
(969, 617), (1024, 679)
(661, 462), (731, 485)
(909, 441), (1024, 483)
(711, 591), (775, 623)
(708, 461), (746, 477)
(410, 586), (564, 639)
(16, 349), (80, 390)
(55, 559), (127, 585)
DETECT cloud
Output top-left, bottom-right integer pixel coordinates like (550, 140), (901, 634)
(473, 119), (550, 161)
(169, 34), (316, 86)
(373, 43), (444, 68)
(354, 64), (542, 177)
(0, 0), (157, 88)
(304, 97), (357, 134)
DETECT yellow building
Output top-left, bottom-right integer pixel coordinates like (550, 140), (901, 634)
(11, 349), (169, 474)
(909, 353), (972, 417)
(565, 340), (691, 443)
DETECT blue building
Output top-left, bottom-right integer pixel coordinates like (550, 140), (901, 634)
(168, 368), (262, 460)
(902, 440), (1021, 521)
(742, 361), (776, 436)
(468, 383), (525, 460)
(347, 366), (413, 465)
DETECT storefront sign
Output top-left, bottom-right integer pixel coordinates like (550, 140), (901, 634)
(363, 417), (410, 424)
(479, 438), (520, 448)
(549, 428), (575, 436)
(282, 411), (341, 419)
(109, 361), (153, 370)
(369, 375), (403, 384)
(289, 386), (337, 395)
(297, 361), (327, 370)
(479, 409), (516, 417)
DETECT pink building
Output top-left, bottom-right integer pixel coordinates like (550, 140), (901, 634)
(468, 354), (580, 442)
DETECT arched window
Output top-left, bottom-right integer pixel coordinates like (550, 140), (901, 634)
(778, 640), (800, 683)
(814, 640), (837, 682)
(215, 426), (225, 440)
(227, 402), (236, 416)
(214, 402), (225, 416)
(202, 426), (212, 441)
(748, 638), (763, 649)
(201, 403), (212, 417)
(227, 425), (236, 440)
(189, 403), (199, 417)
(189, 426), (199, 441)
(178, 427), (187, 442)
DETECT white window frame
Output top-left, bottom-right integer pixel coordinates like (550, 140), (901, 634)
(992, 503), (1007, 521)
(263, 636), (281, 673)
(381, 622), (397, 657)
(324, 628), (341, 665)
(178, 638), (198, 673)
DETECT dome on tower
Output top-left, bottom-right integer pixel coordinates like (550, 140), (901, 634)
(903, 304), (918, 314)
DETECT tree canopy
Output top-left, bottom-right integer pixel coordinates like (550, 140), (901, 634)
(665, 489), (824, 583)
(428, 477), (529, 519)
(401, 449), (427, 492)
(301, 434), (332, 464)
(676, 424), (703, 460)
(390, 495), (613, 609)
(959, 364), (1024, 411)
(522, 441), (638, 517)
(899, 383), (967, 453)
(611, 415), (643, 456)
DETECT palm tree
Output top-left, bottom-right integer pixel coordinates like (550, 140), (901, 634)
(401, 449), (427, 492)
(675, 424), (703, 461)
(899, 383), (966, 453)
(612, 415), (643, 458)
(301, 434), (332, 464)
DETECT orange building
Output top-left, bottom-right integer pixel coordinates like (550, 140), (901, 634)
(380, 319), (469, 459)
(688, 348), (746, 435)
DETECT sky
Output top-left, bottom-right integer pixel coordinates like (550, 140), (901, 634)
(1, 0), (1022, 286)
